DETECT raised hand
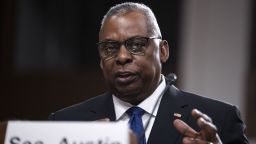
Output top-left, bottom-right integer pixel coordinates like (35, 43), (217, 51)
(173, 109), (222, 144)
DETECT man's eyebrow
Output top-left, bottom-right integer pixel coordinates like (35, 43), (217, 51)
(100, 39), (119, 42)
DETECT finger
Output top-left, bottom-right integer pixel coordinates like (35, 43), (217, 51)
(173, 119), (199, 138)
(192, 109), (212, 123)
(191, 109), (221, 143)
(197, 117), (217, 132)
(183, 137), (214, 144)
(197, 117), (218, 141)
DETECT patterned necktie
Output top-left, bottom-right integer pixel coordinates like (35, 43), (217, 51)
(126, 106), (146, 144)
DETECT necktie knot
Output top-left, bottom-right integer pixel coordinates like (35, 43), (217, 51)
(126, 106), (145, 116)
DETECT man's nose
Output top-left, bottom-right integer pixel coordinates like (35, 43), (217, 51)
(115, 45), (133, 65)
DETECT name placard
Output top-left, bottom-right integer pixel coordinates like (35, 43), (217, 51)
(4, 121), (129, 144)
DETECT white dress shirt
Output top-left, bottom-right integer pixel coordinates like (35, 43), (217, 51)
(112, 74), (166, 142)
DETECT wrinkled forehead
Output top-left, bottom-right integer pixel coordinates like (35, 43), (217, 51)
(99, 12), (151, 41)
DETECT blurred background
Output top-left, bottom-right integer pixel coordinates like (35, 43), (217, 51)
(1, 0), (255, 142)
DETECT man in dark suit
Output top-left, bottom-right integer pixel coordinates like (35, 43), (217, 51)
(49, 2), (248, 144)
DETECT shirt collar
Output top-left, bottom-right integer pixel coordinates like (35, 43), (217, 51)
(113, 74), (166, 120)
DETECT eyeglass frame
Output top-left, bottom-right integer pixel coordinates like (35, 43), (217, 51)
(97, 36), (162, 60)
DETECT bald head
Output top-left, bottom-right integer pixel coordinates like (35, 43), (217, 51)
(99, 2), (162, 39)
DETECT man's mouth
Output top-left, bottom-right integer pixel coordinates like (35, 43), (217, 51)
(115, 71), (138, 85)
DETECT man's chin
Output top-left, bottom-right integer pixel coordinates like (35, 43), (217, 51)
(114, 89), (139, 98)
(115, 90), (138, 98)
(116, 94), (142, 105)
(114, 88), (145, 103)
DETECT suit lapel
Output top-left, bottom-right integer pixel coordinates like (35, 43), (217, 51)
(147, 85), (192, 144)
(103, 93), (116, 121)
(87, 92), (116, 121)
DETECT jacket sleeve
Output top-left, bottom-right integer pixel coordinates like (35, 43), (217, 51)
(219, 106), (248, 144)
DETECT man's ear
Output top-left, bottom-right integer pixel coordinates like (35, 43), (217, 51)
(159, 40), (169, 63)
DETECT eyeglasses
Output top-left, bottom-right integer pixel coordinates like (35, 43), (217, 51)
(97, 36), (161, 60)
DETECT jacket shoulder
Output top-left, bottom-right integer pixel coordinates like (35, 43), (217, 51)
(49, 92), (112, 121)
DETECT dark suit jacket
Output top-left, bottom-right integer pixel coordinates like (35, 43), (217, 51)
(49, 85), (248, 144)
